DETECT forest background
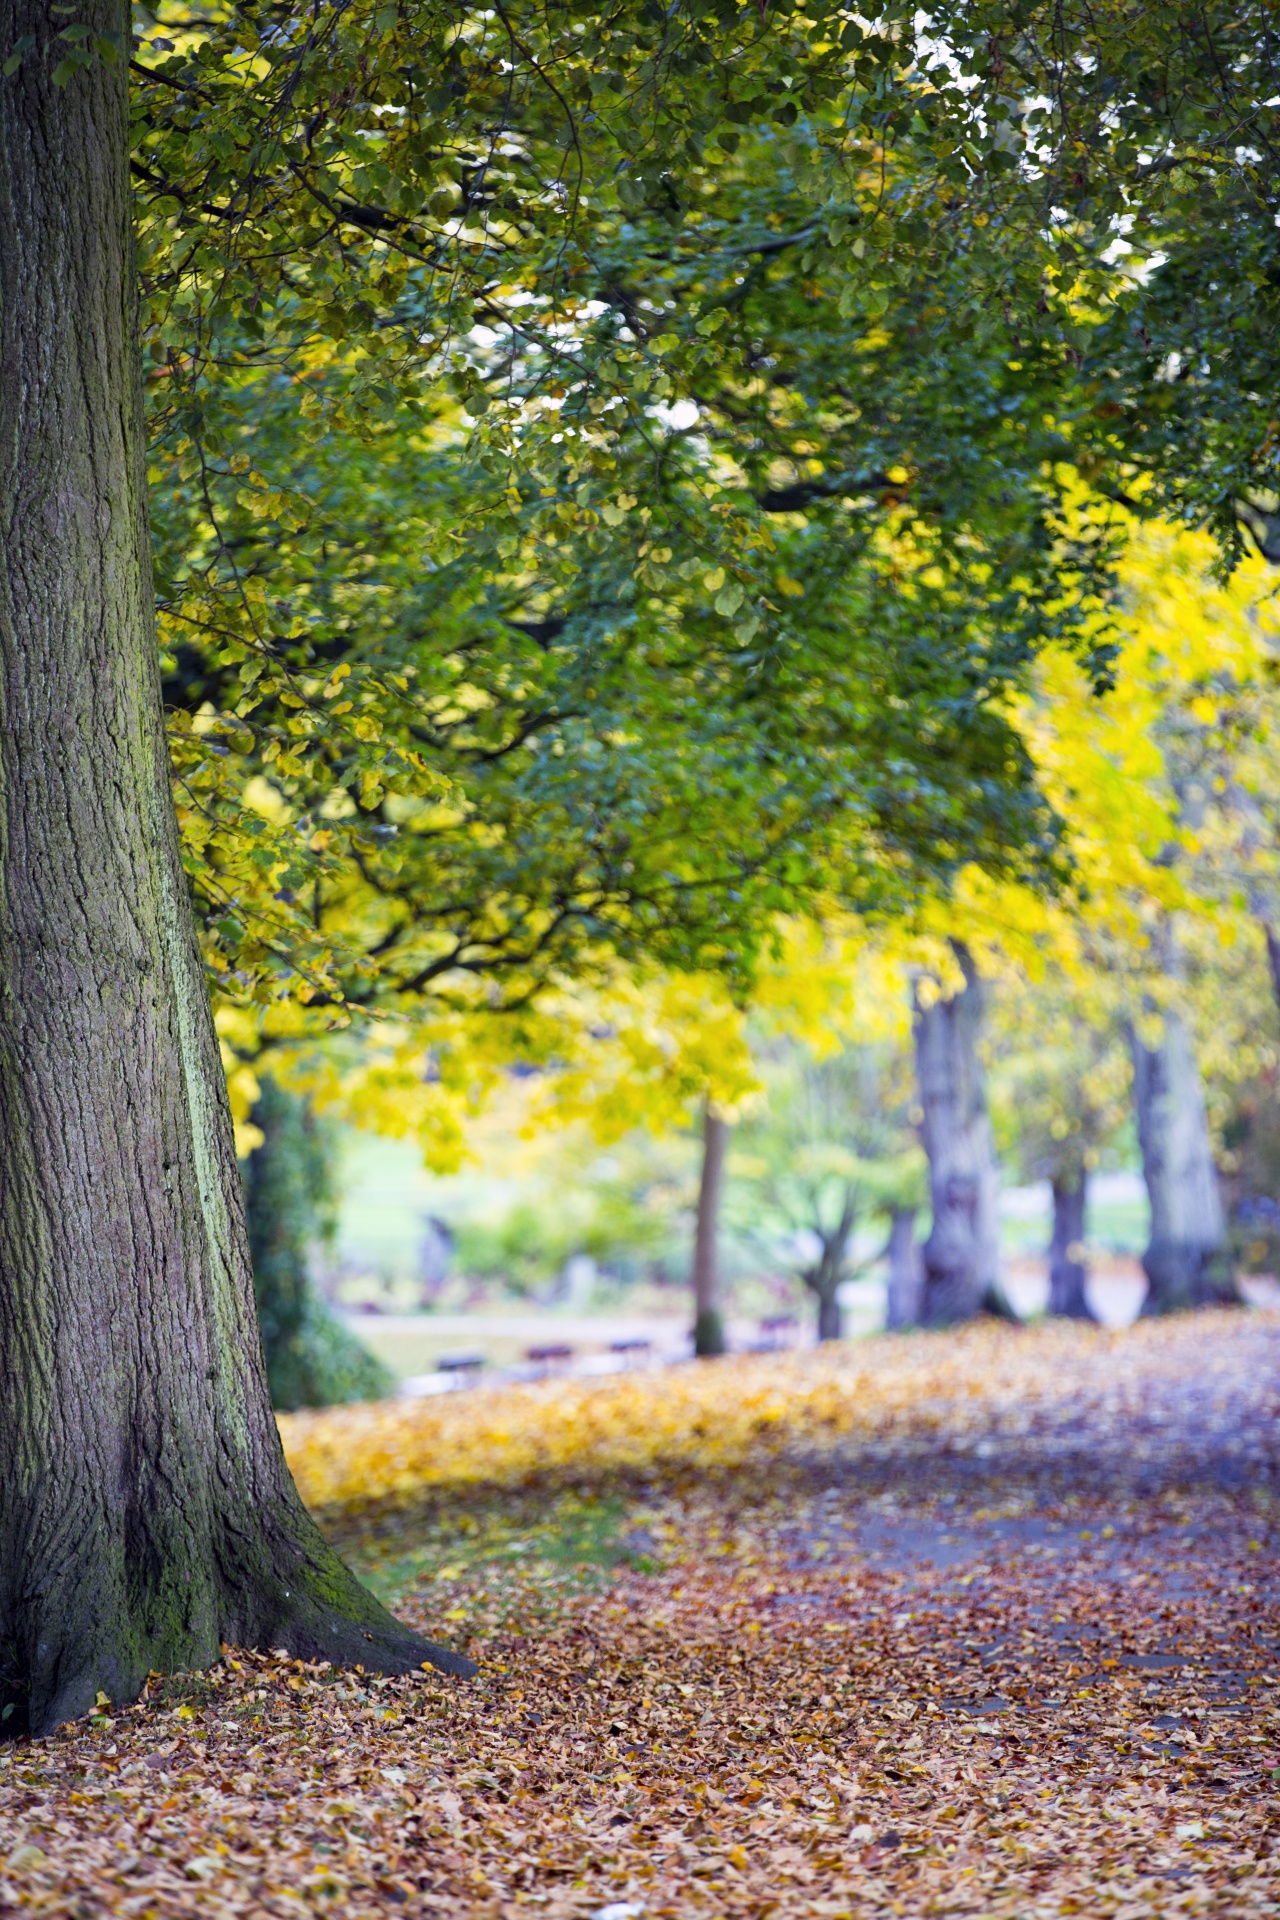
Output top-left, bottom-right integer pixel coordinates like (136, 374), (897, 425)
(135, 0), (1280, 1400)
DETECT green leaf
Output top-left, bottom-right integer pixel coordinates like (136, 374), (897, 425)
(50, 57), (79, 86)
(2, 31), (34, 74)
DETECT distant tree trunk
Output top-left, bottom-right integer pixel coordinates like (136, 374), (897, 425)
(245, 1079), (394, 1411)
(801, 1191), (855, 1342)
(884, 1207), (924, 1328)
(0, 7), (467, 1739)
(1128, 1007), (1235, 1311)
(1048, 1171), (1093, 1319)
(692, 1105), (728, 1356)
(913, 947), (1004, 1324)
(802, 1256), (845, 1342)
(816, 1289), (844, 1341)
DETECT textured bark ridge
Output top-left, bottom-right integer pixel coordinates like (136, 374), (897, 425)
(913, 949), (1004, 1325)
(1128, 1009), (1235, 1313)
(0, 6), (471, 1740)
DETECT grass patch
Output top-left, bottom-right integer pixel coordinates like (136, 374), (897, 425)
(343, 1488), (657, 1629)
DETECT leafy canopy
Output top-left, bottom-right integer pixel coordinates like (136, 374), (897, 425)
(123, 0), (1127, 1043)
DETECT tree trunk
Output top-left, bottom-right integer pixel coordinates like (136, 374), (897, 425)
(1047, 1172), (1093, 1319)
(815, 1288), (844, 1342)
(0, 7), (468, 1739)
(913, 948), (1004, 1324)
(803, 1195), (854, 1342)
(692, 1105), (728, 1356)
(884, 1206), (924, 1328)
(1128, 1007), (1235, 1312)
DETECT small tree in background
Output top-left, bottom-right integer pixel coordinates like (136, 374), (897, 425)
(731, 1038), (925, 1341)
(244, 1081), (393, 1411)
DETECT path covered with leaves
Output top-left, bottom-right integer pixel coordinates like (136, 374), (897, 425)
(2, 1312), (1278, 1917)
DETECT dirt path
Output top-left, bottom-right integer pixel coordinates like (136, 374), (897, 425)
(1, 1311), (1277, 1917)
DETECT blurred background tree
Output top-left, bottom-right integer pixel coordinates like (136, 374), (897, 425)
(243, 1079), (393, 1410)
(727, 1035), (925, 1341)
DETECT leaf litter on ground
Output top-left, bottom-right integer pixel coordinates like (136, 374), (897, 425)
(1, 1310), (1278, 1917)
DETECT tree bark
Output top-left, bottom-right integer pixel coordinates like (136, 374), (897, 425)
(1128, 1007), (1235, 1312)
(884, 1206), (923, 1328)
(913, 947), (1004, 1324)
(0, 6), (468, 1739)
(1047, 1172), (1093, 1318)
(815, 1288), (844, 1342)
(692, 1105), (728, 1355)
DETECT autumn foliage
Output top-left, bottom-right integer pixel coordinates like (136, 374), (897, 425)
(3, 1311), (1276, 1916)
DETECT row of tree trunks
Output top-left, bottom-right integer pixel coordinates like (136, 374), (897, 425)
(0, 4), (467, 1739)
(912, 959), (1236, 1323)
(687, 953), (1241, 1345)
